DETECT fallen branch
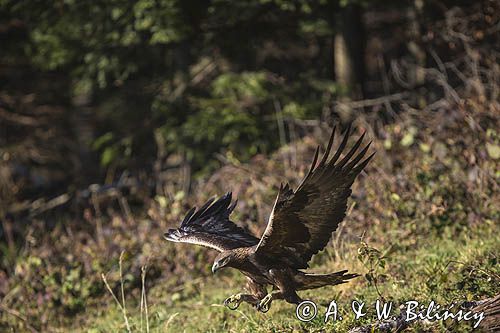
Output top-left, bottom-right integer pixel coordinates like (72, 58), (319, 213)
(0, 107), (41, 126)
(334, 92), (410, 110)
(465, 294), (500, 332)
(0, 304), (39, 333)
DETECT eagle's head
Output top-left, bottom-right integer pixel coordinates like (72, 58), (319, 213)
(212, 251), (234, 273)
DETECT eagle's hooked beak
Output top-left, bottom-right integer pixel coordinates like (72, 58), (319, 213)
(211, 261), (219, 274)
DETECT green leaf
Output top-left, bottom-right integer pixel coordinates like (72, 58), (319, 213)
(401, 132), (414, 147)
(92, 132), (114, 150)
(100, 146), (118, 166)
(486, 143), (500, 159)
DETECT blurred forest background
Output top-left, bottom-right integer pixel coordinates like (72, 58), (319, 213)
(0, 0), (499, 332)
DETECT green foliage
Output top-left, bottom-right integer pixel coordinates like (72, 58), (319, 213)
(11, 254), (103, 316)
(1, 0), (345, 175)
(357, 241), (391, 299)
(211, 72), (270, 101)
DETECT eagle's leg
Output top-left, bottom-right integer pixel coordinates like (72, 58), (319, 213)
(224, 278), (267, 310)
(282, 290), (302, 304)
(256, 269), (303, 312)
(224, 293), (258, 310)
(256, 288), (302, 312)
(272, 269), (303, 304)
(256, 289), (283, 313)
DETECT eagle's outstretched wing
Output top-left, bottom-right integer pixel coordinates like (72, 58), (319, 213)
(164, 192), (259, 252)
(255, 125), (374, 268)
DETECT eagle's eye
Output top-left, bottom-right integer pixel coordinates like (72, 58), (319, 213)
(220, 256), (231, 267)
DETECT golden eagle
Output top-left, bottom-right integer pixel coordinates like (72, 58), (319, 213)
(164, 125), (374, 312)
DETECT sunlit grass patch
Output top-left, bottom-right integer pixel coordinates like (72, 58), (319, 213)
(77, 220), (498, 332)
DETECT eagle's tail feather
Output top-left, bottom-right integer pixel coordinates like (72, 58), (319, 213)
(295, 270), (359, 290)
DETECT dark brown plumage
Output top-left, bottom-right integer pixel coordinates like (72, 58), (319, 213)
(164, 125), (374, 312)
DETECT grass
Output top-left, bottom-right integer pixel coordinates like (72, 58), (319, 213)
(74, 218), (498, 332)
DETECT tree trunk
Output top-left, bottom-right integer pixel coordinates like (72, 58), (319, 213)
(71, 84), (97, 186)
(334, 3), (366, 102)
(407, 0), (426, 87)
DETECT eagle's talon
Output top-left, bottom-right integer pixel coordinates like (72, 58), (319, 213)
(256, 294), (272, 313)
(224, 294), (241, 310)
(257, 303), (270, 313)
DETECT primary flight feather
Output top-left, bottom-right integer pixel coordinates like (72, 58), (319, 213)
(164, 125), (374, 312)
